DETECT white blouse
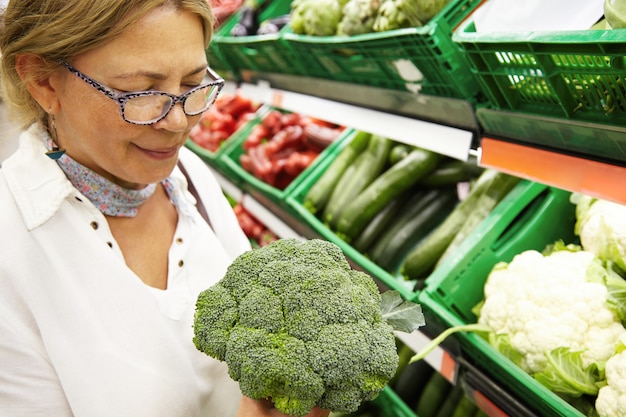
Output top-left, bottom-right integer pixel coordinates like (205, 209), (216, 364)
(0, 124), (251, 417)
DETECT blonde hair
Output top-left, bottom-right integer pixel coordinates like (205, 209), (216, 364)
(0, 0), (215, 128)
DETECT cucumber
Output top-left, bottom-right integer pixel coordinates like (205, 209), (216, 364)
(351, 188), (413, 253)
(388, 341), (416, 389)
(392, 358), (435, 410)
(435, 172), (521, 267)
(420, 160), (485, 187)
(335, 148), (444, 242)
(450, 394), (478, 417)
(322, 134), (393, 229)
(303, 131), (371, 215)
(388, 143), (413, 165)
(434, 383), (465, 417)
(401, 169), (502, 281)
(369, 187), (458, 273)
(415, 371), (453, 417)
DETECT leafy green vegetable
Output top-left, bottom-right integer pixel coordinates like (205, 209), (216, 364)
(193, 238), (425, 416)
(380, 290), (425, 333)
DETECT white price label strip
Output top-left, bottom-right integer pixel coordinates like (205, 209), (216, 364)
(240, 195), (305, 241)
(239, 82), (474, 162)
(395, 330), (458, 383)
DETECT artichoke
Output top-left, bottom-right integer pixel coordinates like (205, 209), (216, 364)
(415, 0), (452, 24)
(290, 0), (314, 34)
(337, 0), (381, 35)
(302, 0), (343, 36)
(373, 0), (423, 32)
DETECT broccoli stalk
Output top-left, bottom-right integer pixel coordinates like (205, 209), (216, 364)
(193, 238), (424, 417)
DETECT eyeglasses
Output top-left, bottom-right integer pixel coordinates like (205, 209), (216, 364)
(60, 61), (224, 125)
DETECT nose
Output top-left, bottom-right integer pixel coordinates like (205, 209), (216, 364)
(155, 102), (188, 132)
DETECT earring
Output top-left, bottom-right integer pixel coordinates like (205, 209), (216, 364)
(45, 113), (66, 160)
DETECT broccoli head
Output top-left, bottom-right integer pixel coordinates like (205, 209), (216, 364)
(193, 238), (400, 417)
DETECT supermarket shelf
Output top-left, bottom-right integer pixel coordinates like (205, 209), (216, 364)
(208, 165), (306, 240)
(227, 76), (476, 162)
(479, 137), (626, 206)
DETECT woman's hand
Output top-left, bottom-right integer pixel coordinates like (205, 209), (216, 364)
(236, 396), (330, 417)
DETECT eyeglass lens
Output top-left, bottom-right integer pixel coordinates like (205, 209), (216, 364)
(123, 84), (220, 123)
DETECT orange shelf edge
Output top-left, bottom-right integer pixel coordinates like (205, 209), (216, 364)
(479, 137), (626, 205)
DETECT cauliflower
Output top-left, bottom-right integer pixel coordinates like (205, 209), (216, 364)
(572, 193), (626, 273)
(597, 334), (626, 417)
(479, 249), (625, 376)
(411, 242), (626, 402)
(193, 238), (424, 417)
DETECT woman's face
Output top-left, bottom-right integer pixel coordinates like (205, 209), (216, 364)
(50, 7), (209, 189)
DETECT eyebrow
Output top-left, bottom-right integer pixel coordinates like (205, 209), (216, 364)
(110, 64), (208, 81)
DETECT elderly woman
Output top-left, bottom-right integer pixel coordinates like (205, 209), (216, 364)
(0, 1), (328, 416)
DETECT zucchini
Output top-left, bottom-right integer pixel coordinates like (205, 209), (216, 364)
(369, 187), (458, 273)
(420, 160), (485, 187)
(415, 371), (453, 417)
(450, 394), (478, 417)
(392, 358), (435, 410)
(388, 143), (413, 165)
(322, 134), (393, 229)
(335, 148), (444, 242)
(434, 383), (464, 417)
(303, 131), (371, 215)
(435, 172), (521, 267)
(351, 188), (413, 253)
(401, 169), (502, 281)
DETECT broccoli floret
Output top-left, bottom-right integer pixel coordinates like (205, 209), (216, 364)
(193, 238), (401, 417)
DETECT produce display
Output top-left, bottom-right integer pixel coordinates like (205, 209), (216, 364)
(232, 202), (279, 247)
(189, 92), (259, 152)
(412, 193), (626, 417)
(193, 238), (425, 416)
(289, 0), (452, 35)
(238, 109), (344, 189)
(301, 130), (518, 288)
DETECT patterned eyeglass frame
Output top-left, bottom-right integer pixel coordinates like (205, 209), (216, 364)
(59, 60), (225, 125)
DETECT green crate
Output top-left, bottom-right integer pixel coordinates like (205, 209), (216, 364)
(454, 19), (626, 128)
(286, 132), (438, 300)
(371, 385), (417, 417)
(210, 0), (305, 76)
(281, 0), (484, 100)
(220, 113), (352, 211)
(417, 181), (584, 417)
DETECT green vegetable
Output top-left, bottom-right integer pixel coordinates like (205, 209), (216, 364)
(392, 358), (435, 409)
(401, 169), (504, 281)
(435, 172), (520, 267)
(415, 371), (453, 417)
(450, 394), (477, 417)
(335, 147), (443, 242)
(303, 131), (371, 215)
(337, 0), (381, 35)
(373, 0), (424, 32)
(304, 0), (343, 35)
(193, 238), (425, 417)
(323, 134), (392, 228)
(420, 160), (485, 187)
(369, 187), (458, 273)
(415, 0), (452, 23)
(434, 383), (464, 417)
(351, 189), (412, 253)
(388, 143), (413, 165)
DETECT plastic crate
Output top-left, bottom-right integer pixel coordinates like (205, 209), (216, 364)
(281, 0), (484, 100)
(417, 181), (586, 417)
(454, 19), (626, 128)
(285, 131), (449, 300)
(220, 112), (351, 211)
(210, 0), (304, 77)
(371, 385), (417, 417)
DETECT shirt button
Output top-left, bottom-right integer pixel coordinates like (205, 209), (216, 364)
(178, 260), (184, 267)
(106, 242), (113, 248)
(176, 237), (183, 244)
(90, 221), (99, 230)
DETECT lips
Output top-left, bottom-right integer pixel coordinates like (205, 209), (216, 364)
(136, 144), (179, 160)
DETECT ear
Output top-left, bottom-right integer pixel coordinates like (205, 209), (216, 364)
(15, 54), (62, 114)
